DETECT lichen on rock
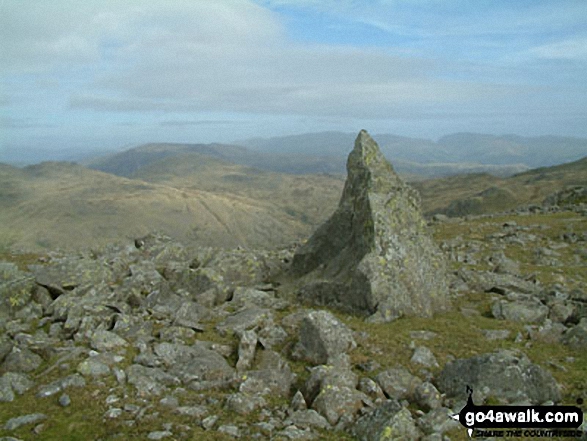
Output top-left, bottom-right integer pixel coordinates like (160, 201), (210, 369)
(292, 130), (450, 321)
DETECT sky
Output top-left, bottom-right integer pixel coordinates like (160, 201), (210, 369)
(1, 0), (587, 158)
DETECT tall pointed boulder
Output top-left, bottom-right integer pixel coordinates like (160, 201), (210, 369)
(292, 130), (450, 322)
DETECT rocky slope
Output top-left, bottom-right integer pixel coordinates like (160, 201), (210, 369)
(0, 132), (586, 440)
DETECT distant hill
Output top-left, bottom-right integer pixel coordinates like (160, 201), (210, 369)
(88, 139), (533, 180)
(414, 156), (587, 216)
(87, 142), (346, 176)
(0, 161), (341, 252)
(239, 131), (587, 170)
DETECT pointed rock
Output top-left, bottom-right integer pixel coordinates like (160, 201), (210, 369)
(292, 130), (450, 321)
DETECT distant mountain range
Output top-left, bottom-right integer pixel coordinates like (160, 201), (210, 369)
(4, 132), (587, 179)
(238, 131), (587, 171)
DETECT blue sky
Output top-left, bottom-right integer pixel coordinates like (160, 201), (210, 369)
(1, 0), (586, 158)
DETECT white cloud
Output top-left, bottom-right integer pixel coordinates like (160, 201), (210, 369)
(529, 37), (587, 60)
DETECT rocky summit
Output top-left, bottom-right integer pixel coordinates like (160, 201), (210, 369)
(293, 130), (450, 322)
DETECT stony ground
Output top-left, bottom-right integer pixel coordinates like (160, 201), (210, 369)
(0, 205), (586, 440)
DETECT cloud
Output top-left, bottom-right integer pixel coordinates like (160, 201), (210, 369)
(529, 37), (587, 60)
(0, 117), (55, 129)
(159, 120), (243, 127)
(2, 0), (586, 141)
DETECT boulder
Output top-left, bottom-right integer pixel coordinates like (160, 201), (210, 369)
(435, 349), (560, 405)
(292, 310), (356, 365)
(352, 399), (421, 440)
(292, 130), (449, 321)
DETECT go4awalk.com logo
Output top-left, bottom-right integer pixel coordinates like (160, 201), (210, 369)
(451, 387), (585, 438)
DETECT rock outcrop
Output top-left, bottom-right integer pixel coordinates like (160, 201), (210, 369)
(292, 130), (450, 321)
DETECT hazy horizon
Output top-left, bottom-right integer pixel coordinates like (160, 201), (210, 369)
(2, 1), (587, 157)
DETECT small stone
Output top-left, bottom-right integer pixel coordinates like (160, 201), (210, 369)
(202, 415), (219, 430)
(290, 390), (307, 411)
(218, 425), (240, 438)
(147, 431), (172, 440)
(481, 329), (511, 341)
(105, 408), (123, 419)
(236, 330), (257, 372)
(411, 346), (439, 368)
(59, 394), (71, 407)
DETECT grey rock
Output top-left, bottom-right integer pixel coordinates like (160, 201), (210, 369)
(352, 399), (420, 441)
(126, 364), (180, 396)
(76, 358), (111, 377)
(37, 374), (86, 398)
(489, 251), (520, 275)
(175, 405), (208, 418)
(312, 385), (367, 426)
(226, 392), (266, 415)
(292, 130), (450, 320)
(414, 381), (442, 411)
(0, 372), (33, 402)
(147, 431), (172, 440)
(2, 347), (42, 373)
(290, 390), (308, 411)
(231, 287), (286, 309)
(527, 320), (567, 344)
(0, 376), (15, 402)
(562, 318), (587, 349)
(275, 426), (315, 440)
(202, 415), (219, 430)
(491, 297), (549, 323)
(215, 307), (273, 337)
(0, 337), (13, 364)
(239, 361), (295, 398)
(376, 367), (422, 401)
(159, 396), (179, 408)
(357, 377), (386, 401)
(458, 268), (539, 296)
(436, 349), (560, 404)
(258, 325), (288, 349)
(90, 330), (128, 352)
(4, 413), (47, 431)
(153, 342), (234, 382)
(290, 410), (330, 430)
(173, 300), (207, 330)
(411, 346), (439, 368)
(292, 310), (356, 365)
(104, 408), (123, 419)
(217, 424), (240, 438)
(549, 302), (575, 324)
(236, 330), (257, 372)
(481, 329), (511, 340)
(59, 394), (71, 407)
(417, 407), (461, 435)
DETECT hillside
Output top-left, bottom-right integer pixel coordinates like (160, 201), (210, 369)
(2, 150), (585, 252)
(414, 156), (587, 216)
(0, 161), (329, 252)
(87, 142), (346, 176)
